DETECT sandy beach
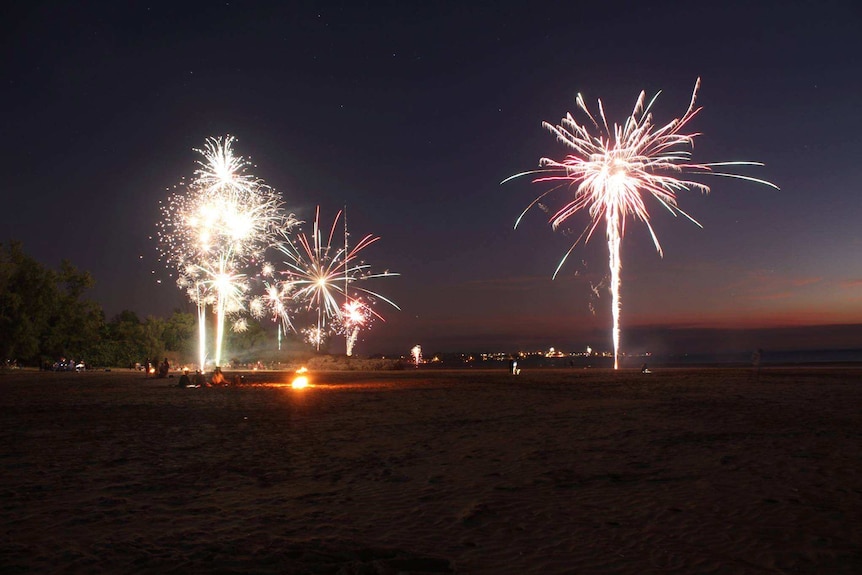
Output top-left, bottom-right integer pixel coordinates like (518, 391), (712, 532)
(1, 366), (860, 574)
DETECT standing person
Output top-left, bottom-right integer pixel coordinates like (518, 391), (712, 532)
(509, 358), (520, 375)
(751, 348), (763, 381)
(158, 358), (170, 378)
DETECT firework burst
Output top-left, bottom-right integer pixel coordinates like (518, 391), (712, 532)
(194, 135), (260, 196)
(249, 278), (296, 333)
(275, 206), (399, 352)
(302, 326), (326, 349)
(505, 78), (777, 369)
(157, 135), (297, 368)
(336, 298), (374, 356)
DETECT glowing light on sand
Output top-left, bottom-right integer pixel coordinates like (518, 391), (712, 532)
(411, 345), (422, 367)
(505, 78), (777, 369)
(275, 206), (399, 351)
(291, 366), (310, 388)
(157, 135), (298, 368)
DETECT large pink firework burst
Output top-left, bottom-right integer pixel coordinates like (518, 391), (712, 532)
(505, 78), (777, 369)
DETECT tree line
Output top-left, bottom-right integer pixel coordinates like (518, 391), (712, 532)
(0, 241), (273, 369)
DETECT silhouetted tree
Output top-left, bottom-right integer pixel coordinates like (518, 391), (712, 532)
(0, 242), (287, 368)
(41, 260), (104, 362)
(0, 242), (57, 362)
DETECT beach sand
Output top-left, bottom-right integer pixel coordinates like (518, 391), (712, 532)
(1, 366), (860, 574)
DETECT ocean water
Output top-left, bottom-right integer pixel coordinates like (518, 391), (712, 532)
(653, 348), (862, 367)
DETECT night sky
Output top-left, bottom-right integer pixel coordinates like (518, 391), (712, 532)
(4, 1), (862, 356)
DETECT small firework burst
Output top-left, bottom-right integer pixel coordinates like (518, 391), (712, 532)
(302, 326), (326, 348)
(274, 206), (399, 351)
(336, 298), (374, 356)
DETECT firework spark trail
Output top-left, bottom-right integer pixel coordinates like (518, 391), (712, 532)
(275, 206), (399, 352)
(199, 260), (250, 345)
(174, 270), (212, 371)
(159, 186), (217, 369)
(505, 78), (778, 369)
(339, 298), (372, 356)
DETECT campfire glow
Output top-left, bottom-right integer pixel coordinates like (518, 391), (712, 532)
(291, 367), (310, 389)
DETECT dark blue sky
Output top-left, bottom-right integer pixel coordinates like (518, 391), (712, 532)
(3, 1), (862, 355)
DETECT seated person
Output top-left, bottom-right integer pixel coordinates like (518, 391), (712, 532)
(192, 370), (207, 387)
(177, 370), (191, 388)
(210, 367), (226, 386)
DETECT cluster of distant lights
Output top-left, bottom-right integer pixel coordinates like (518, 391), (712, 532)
(474, 347), (650, 361)
(405, 347), (652, 365)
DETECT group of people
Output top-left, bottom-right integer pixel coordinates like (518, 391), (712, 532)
(176, 366), (243, 388)
(142, 358), (172, 378)
(143, 357), (245, 387)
